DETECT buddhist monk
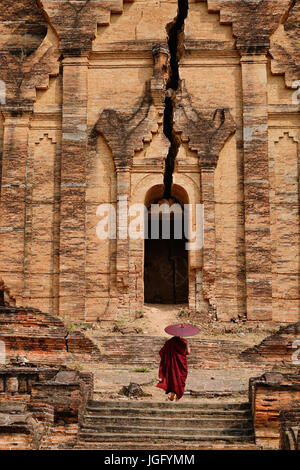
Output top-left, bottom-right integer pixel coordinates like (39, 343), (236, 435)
(156, 336), (190, 401)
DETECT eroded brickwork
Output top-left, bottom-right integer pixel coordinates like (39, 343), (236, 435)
(280, 409), (300, 450)
(0, 366), (93, 450)
(0, 306), (101, 364)
(241, 321), (300, 365)
(0, 0), (299, 323)
(250, 372), (300, 449)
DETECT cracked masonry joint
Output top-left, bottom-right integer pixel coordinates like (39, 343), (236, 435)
(163, 0), (189, 199)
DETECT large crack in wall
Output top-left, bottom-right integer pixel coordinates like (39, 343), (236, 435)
(163, 0), (189, 198)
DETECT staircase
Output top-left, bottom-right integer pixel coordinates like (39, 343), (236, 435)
(76, 400), (259, 450)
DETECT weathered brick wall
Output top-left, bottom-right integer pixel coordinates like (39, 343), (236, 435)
(98, 334), (262, 369)
(0, 306), (101, 364)
(250, 372), (300, 449)
(240, 321), (300, 366)
(0, 366), (93, 450)
(0, 0), (299, 323)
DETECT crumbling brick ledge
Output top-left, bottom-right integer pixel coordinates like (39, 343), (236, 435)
(0, 306), (101, 364)
(249, 372), (300, 449)
(0, 366), (93, 450)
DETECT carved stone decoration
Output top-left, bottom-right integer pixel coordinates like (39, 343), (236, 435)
(95, 41), (170, 170)
(0, 0), (59, 110)
(95, 41), (170, 169)
(0, 279), (16, 307)
(0, 39), (59, 109)
(174, 81), (236, 168)
(150, 44), (169, 111)
(270, 0), (300, 86)
(37, 0), (132, 54)
(207, 0), (291, 53)
(95, 86), (158, 171)
(172, 81), (236, 319)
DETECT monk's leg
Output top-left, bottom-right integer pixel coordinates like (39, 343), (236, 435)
(165, 392), (175, 401)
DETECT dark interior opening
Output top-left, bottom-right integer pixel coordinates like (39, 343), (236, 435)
(0, 291), (4, 306)
(144, 203), (188, 304)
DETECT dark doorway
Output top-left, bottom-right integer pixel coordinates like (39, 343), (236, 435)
(144, 203), (188, 304)
(0, 291), (4, 306)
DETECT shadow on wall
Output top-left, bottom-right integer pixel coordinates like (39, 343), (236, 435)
(0, 280), (16, 307)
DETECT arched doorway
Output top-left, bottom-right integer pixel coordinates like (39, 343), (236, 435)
(144, 188), (189, 304)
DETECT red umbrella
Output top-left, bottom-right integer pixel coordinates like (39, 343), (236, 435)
(164, 323), (200, 337)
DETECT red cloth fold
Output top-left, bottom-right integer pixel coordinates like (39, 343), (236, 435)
(156, 336), (188, 400)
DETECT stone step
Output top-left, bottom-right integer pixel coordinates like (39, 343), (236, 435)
(86, 407), (251, 419)
(74, 440), (260, 450)
(96, 357), (246, 367)
(81, 424), (254, 438)
(84, 415), (252, 429)
(79, 399), (254, 447)
(78, 431), (254, 443)
(87, 400), (250, 410)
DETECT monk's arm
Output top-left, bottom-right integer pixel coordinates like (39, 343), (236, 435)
(181, 338), (190, 355)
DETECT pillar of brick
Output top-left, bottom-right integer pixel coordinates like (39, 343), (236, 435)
(0, 108), (32, 303)
(59, 55), (89, 319)
(200, 166), (216, 314)
(115, 169), (131, 314)
(240, 50), (272, 321)
(201, 168), (216, 275)
(22, 132), (59, 315)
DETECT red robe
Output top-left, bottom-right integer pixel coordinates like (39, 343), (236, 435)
(156, 336), (188, 400)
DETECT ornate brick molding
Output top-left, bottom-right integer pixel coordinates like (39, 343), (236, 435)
(0, 2), (59, 111)
(95, 44), (168, 170)
(270, 0), (300, 86)
(95, 87), (158, 171)
(174, 81), (236, 168)
(37, 0), (135, 55)
(207, 0), (291, 54)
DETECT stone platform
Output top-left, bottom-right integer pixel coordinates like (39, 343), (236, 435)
(0, 307), (101, 364)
